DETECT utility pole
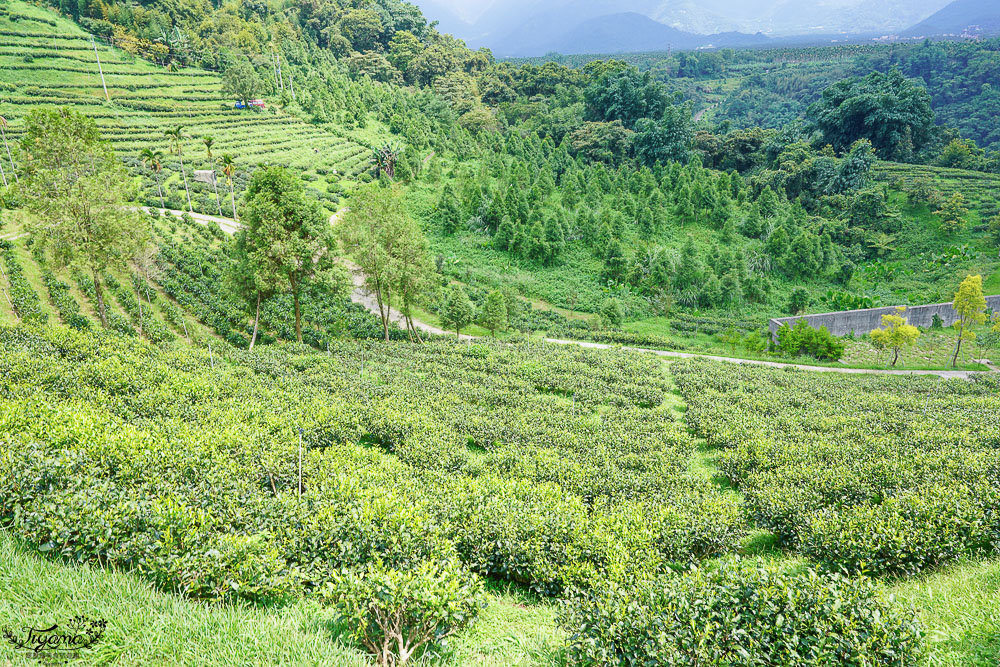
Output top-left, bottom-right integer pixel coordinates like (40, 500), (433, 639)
(91, 37), (109, 101)
(276, 53), (284, 91)
(271, 49), (280, 91)
(212, 171), (222, 216)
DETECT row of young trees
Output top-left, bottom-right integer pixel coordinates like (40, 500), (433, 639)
(137, 128), (239, 219)
(8, 106), (439, 348)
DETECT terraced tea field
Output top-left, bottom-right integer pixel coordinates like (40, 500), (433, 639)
(876, 161), (1000, 221)
(0, 209), (392, 348)
(0, 1), (374, 211)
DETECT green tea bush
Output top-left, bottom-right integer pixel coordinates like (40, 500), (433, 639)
(562, 558), (923, 666)
(800, 483), (999, 577)
(329, 557), (484, 666)
(0, 241), (48, 325)
(675, 359), (1000, 576)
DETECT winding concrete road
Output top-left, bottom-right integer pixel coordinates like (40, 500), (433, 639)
(145, 207), (992, 379)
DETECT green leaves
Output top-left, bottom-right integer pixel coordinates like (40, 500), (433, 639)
(674, 359), (1000, 578)
(561, 558), (923, 666)
(329, 557), (484, 665)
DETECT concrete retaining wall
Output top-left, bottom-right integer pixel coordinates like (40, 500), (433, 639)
(769, 296), (1000, 338)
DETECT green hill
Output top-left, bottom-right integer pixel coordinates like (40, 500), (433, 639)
(0, 0), (377, 212)
(4, 0), (999, 367)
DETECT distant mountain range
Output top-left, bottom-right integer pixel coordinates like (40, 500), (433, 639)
(490, 11), (770, 56)
(413, 0), (960, 56)
(902, 0), (1000, 37)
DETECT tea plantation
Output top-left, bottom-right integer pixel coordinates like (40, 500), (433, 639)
(3, 0), (1000, 662)
(0, 1), (375, 213)
(0, 194), (998, 665)
(0, 322), (935, 665)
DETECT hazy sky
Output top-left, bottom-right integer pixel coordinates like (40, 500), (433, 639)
(415, 0), (955, 41)
(422, 0), (863, 24)
(434, 0), (492, 21)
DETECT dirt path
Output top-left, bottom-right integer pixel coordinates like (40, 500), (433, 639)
(143, 207), (993, 379)
(693, 104), (717, 123)
(139, 207), (241, 235)
(543, 338), (983, 379)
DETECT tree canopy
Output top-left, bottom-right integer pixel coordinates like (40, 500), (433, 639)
(240, 165), (339, 343)
(808, 68), (934, 161)
(19, 107), (148, 328)
(339, 183), (433, 341)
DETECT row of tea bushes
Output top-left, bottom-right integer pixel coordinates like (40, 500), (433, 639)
(673, 359), (1000, 577)
(561, 558), (923, 666)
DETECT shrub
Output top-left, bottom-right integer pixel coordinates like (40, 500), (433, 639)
(787, 286), (811, 314)
(800, 484), (998, 577)
(600, 298), (623, 328)
(561, 558), (923, 666)
(771, 320), (845, 361)
(328, 557), (484, 666)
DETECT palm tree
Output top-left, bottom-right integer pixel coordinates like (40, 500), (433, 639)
(203, 135), (214, 159)
(371, 143), (400, 180)
(164, 126), (193, 213)
(140, 147), (166, 208)
(219, 153), (238, 220)
(0, 116), (16, 185)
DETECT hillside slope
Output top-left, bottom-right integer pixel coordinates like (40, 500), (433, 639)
(903, 0), (1000, 37)
(0, 1), (374, 211)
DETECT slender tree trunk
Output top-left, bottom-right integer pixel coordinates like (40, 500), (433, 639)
(953, 321), (964, 368)
(379, 298), (389, 342)
(1, 128), (15, 183)
(179, 153), (193, 213)
(413, 317), (424, 343)
(157, 178), (165, 208)
(293, 289), (302, 343)
(0, 157), (6, 188)
(249, 292), (261, 351)
(212, 178), (222, 216)
(383, 292), (392, 342)
(892, 348), (899, 366)
(136, 286), (144, 338)
(229, 182), (237, 220)
(92, 269), (108, 328)
(373, 281), (390, 342)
